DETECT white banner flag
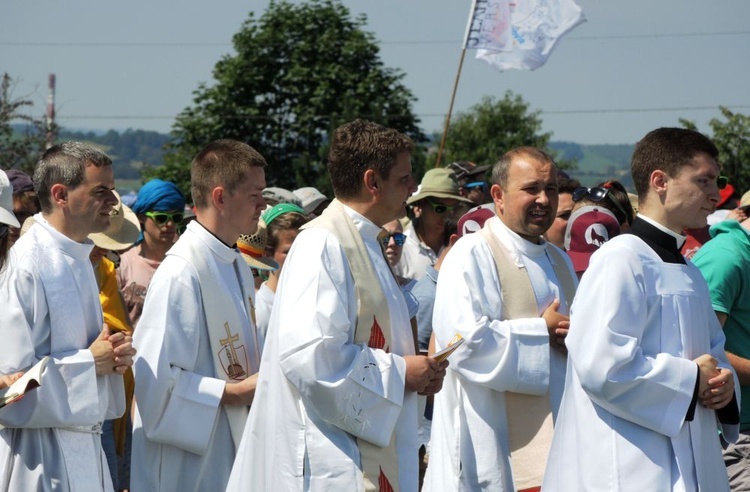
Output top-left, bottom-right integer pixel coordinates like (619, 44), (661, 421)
(465, 0), (586, 71)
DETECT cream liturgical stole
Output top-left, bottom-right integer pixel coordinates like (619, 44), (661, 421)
(301, 199), (400, 492)
(479, 223), (576, 491)
(169, 234), (259, 453)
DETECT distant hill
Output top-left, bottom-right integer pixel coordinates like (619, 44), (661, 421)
(43, 128), (636, 191)
(57, 128), (174, 182)
(551, 141), (635, 189)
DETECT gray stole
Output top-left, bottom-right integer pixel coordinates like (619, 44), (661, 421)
(479, 221), (576, 490)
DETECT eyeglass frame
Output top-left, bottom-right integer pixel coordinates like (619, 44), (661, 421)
(572, 186), (630, 224)
(145, 211), (184, 225)
(381, 232), (406, 247)
(424, 197), (457, 215)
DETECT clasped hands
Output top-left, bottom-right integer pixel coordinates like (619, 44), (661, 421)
(89, 324), (136, 376)
(695, 354), (735, 410)
(543, 299), (569, 355)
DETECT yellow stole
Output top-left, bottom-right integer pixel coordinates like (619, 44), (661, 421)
(302, 199), (401, 492)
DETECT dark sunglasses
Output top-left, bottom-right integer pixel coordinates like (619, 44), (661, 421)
(146, 211), (184, 225)
(572, 186), (629, 222)
(463, 181), (487, 193)
(425, 198), (456, 215)
(381, 232), (406, 247)
(0, 224), (8, 239)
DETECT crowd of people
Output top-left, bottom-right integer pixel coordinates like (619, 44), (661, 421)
(0, 121), (746, 492)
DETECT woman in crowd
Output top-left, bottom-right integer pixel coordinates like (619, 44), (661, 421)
(254, 203), (309, 344)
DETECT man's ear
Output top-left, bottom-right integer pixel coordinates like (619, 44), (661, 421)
(50, 183), (67, 207)
(448, 233), (459, 247)
(211, 186), (226, 210)
(364, 169), (379, 196)
(490, 183), (504, 213)
(650, 170), (668, 196)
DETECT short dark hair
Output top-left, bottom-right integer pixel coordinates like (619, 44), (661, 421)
(491, 147), (557, 188)
(441, 202), (471, 247)
(631, 128), (719, 199)
(191, 139), (267, 209)
(33, 142), (112, 213)
(327, 119), (414, 199)
(558, 176), (581, 195)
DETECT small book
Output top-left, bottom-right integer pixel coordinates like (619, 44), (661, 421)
(0, 357), (49, 409)
(432, 334), (465, 362)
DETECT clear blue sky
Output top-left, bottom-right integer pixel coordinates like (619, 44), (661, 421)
(2, 0), (749, 145)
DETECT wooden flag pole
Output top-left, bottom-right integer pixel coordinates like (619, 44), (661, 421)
(435, 0), (478, 169)
(434, 47), (468, 169)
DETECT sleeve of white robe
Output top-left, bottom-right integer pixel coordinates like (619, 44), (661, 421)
(432, 235), (551, 395)
(0, 255), (122, 428)
(566, 244), (698, 438)
(132, 258), (226, 455)
(276, 229), (407, 448)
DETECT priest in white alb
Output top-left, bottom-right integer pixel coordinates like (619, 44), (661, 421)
(131, 140), (267, 492)
(424, 147), (577, 492)
(226, 119), (448, 492)
(0, 142), (134, 491)
(544, 127), (740, 491)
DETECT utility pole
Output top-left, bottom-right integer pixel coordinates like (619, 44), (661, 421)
(46, 73), (56, 149)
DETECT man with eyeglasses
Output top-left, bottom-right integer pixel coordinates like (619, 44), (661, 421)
(117, 179), (186, 329)
(425, 147), (577, 492)
(397, 168), (473, 281)
(0, 142), (135, 490)
(132, 140), (266, 491)
(544, 128), (739, 491)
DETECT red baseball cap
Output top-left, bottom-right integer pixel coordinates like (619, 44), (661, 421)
(564, 206), (621, 273)
(457, 203), (495, 237)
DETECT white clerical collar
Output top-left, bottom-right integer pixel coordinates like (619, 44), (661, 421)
(637, 214), (686, 248)
(35, 213), (94, 260)
(342, 204), (382, 243)
(492, 216), (548, 259)
(185, 220), (238, 264)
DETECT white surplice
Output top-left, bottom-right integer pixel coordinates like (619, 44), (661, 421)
(0, 214), (125, 492)
(424, 216), (576, 492)
(226, 206), (418, 492)
(543, 233), (740, 491)
(131, 221), (260, 492)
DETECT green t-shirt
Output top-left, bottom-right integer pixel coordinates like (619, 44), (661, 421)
(693, 220), (750, 430)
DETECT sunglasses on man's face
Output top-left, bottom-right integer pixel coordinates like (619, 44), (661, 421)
(0, 224), (8, 239)
(381, 232), (406, 247)
(425, 198), (456, 215)
(463, 181), (487, 193)
(572, 186), (629, 222)
(145, 211), (184, 225)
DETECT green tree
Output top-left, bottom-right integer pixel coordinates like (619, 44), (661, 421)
(0, 73), (52, 174)
(680, 107), (750, 194)
(431, 91), (574, 173)
(150, 0), (424, 199)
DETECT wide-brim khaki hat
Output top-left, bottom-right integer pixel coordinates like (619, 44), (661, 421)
(89, 191), (141, 251)
(407, 168), (473, 205)
(237, 219), (279, 271)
